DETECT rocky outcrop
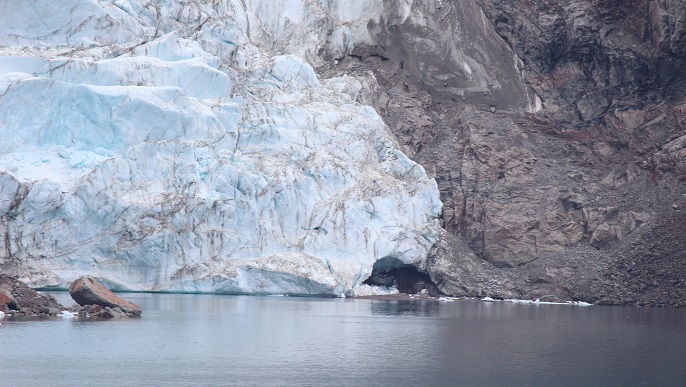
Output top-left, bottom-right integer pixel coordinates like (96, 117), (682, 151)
(475, 0), (686, 127)
(0, 287), (17, 311)
(426, 229), (517, 298)
(317, 0), (686, 305)
(69, 276), (142, 317)
(0, 274), (65, 316)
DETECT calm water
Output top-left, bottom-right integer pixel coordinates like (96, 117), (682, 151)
(1, 293), (685, 386)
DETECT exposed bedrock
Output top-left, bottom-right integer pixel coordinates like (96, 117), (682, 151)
(318, 0), (686, 305)
(337, 0), (539, 113)
(475, 0), (686, 126)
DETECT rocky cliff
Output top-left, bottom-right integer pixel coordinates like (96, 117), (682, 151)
(1, 1), (684, 305)
(319, 0), (685, 306)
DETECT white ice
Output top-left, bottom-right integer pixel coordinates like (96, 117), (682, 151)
(0, 0), (442, 296)
(481, 297), (593, 306)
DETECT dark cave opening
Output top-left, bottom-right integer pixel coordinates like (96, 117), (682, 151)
(362, 257), (441, 296)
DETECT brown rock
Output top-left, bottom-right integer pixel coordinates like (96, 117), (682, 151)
(0, 288), (18, 309)
(88, 304), (102, 314)
(101, 307), (127, 319)
(69, 276), (141, 316)
(0, 275), (65, 314)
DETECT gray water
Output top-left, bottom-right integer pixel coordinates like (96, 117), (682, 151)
(1, 293), (685, 386)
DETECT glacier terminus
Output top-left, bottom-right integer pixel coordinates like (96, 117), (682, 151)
(0, 0), (443, 296)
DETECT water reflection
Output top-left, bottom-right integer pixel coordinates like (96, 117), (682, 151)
(1, 293), (684, 386)
(368, 299), (441, 317)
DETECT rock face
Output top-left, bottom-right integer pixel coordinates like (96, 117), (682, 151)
(315, 0), (686, 305)
(475, 0), (686, 126)
(69, 276), (142, 317)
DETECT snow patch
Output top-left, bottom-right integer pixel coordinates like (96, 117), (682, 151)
(461, 61), (473, 76)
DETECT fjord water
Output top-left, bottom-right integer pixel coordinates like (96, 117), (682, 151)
(1, 294), (685, 386)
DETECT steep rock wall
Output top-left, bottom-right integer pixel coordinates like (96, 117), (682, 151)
(475, 0), (686, 125)
(318, 0), (686, 305)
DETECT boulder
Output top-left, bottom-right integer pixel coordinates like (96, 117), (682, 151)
(0, 288), (17, 310)
(86, 305), (102, 314)
(101, 307), (127, 319)
(69, 276), (141, 316)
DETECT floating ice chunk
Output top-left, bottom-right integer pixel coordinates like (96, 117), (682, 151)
(482, 297), (572, 304)
(352, 284), (399, 297)
(59, 311), (76, 318)
(498, 298), (594, 306)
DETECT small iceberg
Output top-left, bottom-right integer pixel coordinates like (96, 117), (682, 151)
(59, 311), (76, 318)
(351, 284), (399, 297)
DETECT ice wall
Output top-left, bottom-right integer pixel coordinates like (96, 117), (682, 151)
(0, 0), (441, 295)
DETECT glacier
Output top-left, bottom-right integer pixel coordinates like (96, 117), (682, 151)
(0, 0), (441, 296)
